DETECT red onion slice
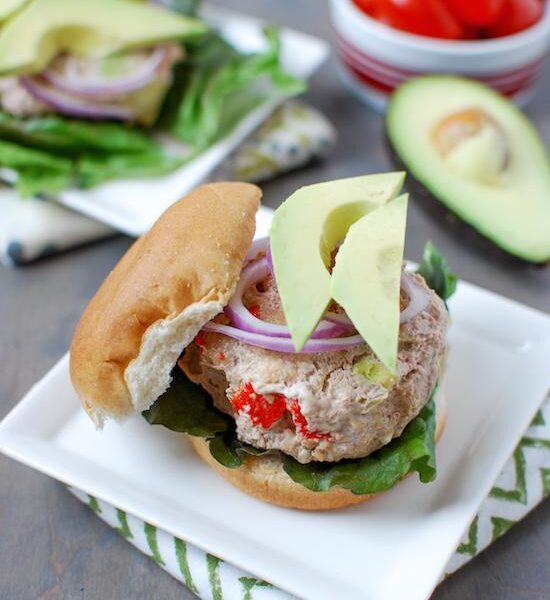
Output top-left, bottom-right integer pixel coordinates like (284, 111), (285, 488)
(400, 273), (431, 323)
(244, 236), (269, 264)
(326, 274), (430, 326)
(20, 76), (134, 120)
(265, 242), (275, 277)
(42, 47), (165, 98)
(202, 322), (365, 354)
(225, 256), (348, 339)
(324, 311), (356, 330)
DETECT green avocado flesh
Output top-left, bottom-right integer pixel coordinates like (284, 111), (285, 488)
(332, 194), (408, 373)
(269, 172), (405, 351)
(0, 0), (205, 75)
(387, 76), (550, 263)
(0, 0), (29, 22)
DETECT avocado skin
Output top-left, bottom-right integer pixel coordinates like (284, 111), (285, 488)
(385, 134), (548, 268)
(385, 76), (550, 266)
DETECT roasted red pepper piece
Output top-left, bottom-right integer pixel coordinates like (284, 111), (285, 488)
(249, 304), (261, 318)
(231, 382), (287, 429)
(289, 399), (332, 441)
(195, 333), (206, 355)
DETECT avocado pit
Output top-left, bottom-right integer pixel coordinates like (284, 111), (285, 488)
(432, 108), (509, 184)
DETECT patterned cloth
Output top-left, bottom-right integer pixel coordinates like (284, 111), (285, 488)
(0, 189), (113, 266)
(70, 394), (549, 599)
(0, 100), (335, 267)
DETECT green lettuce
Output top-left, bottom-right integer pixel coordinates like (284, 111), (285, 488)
(0, 112), (153, 153)
(0, 139), (72, 195)
(76, 149), (182, 189)
(162, 26), (305, 149)
(143, 368), (267, 468)
(417, 241), (458, 305)
(143, 368), (438, 495)
(0, 113), (178, 195)
(143, 367), (228, 437)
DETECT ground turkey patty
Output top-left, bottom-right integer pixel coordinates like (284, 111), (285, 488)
(180, 271), (448, 464)
(0, 44), (182, 124)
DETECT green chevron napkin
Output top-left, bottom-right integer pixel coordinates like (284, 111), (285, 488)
(69, 393), (549, 599)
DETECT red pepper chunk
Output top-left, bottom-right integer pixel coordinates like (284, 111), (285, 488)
(289, 399), (332, 441)
(195, 333), (206, 355)
(249, 304), (261, 318)
(231, 382), (286, 429)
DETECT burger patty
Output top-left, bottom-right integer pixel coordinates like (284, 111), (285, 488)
(180, 272), (448, 464)
(0, 44), (182, 123)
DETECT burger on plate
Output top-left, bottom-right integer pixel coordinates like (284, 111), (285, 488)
(70, 177), (456, 510)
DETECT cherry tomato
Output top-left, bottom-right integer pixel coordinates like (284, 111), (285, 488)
(353, 0), (376, 16)
(486, 0), (543, 37)
(445, 0), (504, 27)
(373, 0), (467, 39)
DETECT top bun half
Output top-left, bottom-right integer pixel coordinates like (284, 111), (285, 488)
(70, 182), (261, 426)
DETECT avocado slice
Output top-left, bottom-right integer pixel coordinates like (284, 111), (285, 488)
(269, 172), (405, 350)
(0, 0), (206, 76)
(0, 0), (29, 22)
(387, 76), (550, 264)
(332, 194), (408, 373)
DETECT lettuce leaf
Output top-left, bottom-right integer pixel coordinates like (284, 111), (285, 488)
(0, 113), (178, 195)
(417, 241), (457, 306)
(143, 367), (438, 495)
(142, 367), (267, 467)
(76, 148), (182, 189)
(0, 139), (73, 195)
(163, 26), (305, 149)
(0, 112), (153, 153)
(209, 432), (268, 469)
(142, 367), (228, 437)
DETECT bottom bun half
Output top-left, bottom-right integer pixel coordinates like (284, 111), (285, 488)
(189, 387), (447, 510)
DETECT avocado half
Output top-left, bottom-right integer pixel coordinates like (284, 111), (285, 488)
(386, 76), (550, 265)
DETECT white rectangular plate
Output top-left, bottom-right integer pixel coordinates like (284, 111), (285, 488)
(1, 262), (549, 600)
(0, 4), (328, 236)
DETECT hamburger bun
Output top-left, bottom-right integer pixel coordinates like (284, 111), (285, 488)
(188, 387), (447, 510)
(70, 182), (261, 426)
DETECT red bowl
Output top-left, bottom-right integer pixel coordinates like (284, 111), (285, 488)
(331, 0), (550, 110)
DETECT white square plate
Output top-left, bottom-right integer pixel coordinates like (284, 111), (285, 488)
(1, 232), (549, 600)
(0, 4), (328, 236)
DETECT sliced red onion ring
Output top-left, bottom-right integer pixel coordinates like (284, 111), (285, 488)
(244, 236), (269, 264)
(20, 76), (134, 120)
(324, 273), (430, 326)
(400, 273), (431, 323)
(324, 311), (356, 330)
(203, 322), (365, 354)
(43, 47), (165, 97)
(225, 257), (348, 339)
(265, 242), (275, 277)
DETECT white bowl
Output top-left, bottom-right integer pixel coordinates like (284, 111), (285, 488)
(330, 0), (550, 110)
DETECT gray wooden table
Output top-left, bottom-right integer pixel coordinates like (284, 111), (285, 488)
(1, 1), (549, 598)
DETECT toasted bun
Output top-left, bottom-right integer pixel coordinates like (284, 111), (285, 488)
(189, 387), (447, 510)
(70, 182), (261, 426)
